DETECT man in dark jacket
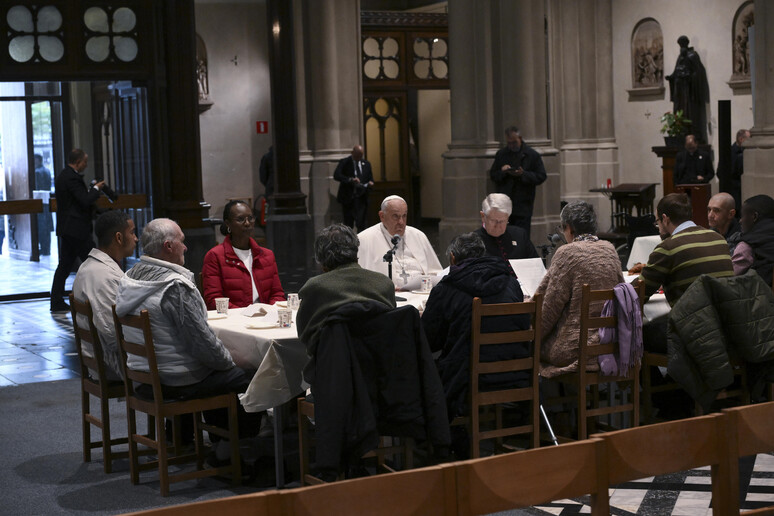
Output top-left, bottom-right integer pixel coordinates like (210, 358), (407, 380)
(732, 194), (774, 287)
(333, 145), (374, 231)
(50, 149), (104, 312)
(674, 134), (714, 186)
(422, 232), (530, 456)
(489, 126), (547, 238)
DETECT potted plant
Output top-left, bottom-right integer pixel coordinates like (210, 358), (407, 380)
(660, 110), (691, 147)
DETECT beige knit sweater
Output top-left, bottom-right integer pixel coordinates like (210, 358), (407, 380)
(534, 239), (624, 378)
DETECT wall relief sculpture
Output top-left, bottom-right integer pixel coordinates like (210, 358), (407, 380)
(196, 33), (213, 113)
(729, 1), (753, 91)
(628, 18), (664, 99)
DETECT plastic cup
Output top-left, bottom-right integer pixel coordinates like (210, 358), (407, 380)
(215, 297), (229, 314)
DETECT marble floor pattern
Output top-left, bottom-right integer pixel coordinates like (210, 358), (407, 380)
(1, 299), (773, 514)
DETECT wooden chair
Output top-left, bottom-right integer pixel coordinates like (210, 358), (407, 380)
(694, 360), (750, 415)
(120, 491), (282, 516)
(593, 413), (734, 515)
(545, 284), (641, 440)
(282, 463), (457, 516)
(69, 293), (133, 473)
(641, 350), (683, 422)
(723, 401), (774, 515)
(452, 294), (543, 458)
(297, 397), (414, 485)
(112, 306), (241, 496)
(455, 439), (609, 515)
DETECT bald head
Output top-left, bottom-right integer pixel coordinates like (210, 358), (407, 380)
(352, 145), (363, 161)
(707, 193), (737, 235)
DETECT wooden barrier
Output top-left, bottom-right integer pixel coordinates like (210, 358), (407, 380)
(120, 404), (774, 516)
(0, 199), (43, 215)
(49, 193), (147, 212)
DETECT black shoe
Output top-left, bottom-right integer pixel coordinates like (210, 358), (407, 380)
(50, 301), (70, 313)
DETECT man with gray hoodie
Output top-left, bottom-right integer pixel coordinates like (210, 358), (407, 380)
(115, 218), (256, 440)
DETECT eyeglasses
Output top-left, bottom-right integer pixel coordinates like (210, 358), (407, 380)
(234, 215), (255, 224)
(485, 214), (509, 226)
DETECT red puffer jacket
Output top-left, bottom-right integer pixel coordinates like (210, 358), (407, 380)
(202, 237), (285, 309)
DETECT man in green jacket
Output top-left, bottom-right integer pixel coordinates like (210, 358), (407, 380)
(297, 224), (396, 351)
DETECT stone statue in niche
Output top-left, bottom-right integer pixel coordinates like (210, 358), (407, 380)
(666, 36), (709, 144)
(196, 33), (213, 113)
(631, 19), (664, 89)
(732, 1), (754, 78)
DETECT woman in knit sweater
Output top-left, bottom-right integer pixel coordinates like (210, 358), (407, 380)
(534, 201), (623, 378)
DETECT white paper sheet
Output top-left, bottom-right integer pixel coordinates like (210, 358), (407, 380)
(508, 258), (547, 297)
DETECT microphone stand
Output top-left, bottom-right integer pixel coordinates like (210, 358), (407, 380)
(383, 236), (406, 301)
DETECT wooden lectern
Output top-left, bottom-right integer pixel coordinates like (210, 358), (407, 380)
(675, 183), (711, 228)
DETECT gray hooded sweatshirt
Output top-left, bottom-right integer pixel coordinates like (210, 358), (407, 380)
(115, 255), (235, 386)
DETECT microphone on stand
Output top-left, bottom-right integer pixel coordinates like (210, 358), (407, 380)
(383, 234), (407, 301)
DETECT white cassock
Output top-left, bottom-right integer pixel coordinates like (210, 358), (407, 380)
(357, 223), (442, 289)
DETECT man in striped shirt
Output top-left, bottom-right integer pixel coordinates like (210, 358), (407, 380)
(637, 193), (734, 305)
(634, 193), (734, 353)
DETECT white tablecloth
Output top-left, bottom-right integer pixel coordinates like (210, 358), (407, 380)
(207, 305), (308, 413)
(206, 295), (429, 413)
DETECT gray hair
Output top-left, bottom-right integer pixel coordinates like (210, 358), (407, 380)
(446, 232), (485, 263)
(141, 218), (179, 257)
(482, 193), (512, 216)
(560, 201), (597, 236)
(314, 224), (359, 270)
(381, 195), (406, 212)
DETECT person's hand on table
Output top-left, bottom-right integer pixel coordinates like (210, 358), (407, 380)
(628, 262), (645, 275)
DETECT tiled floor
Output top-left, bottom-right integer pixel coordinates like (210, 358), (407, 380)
(0, 299), (79, 386)
(1, 298), (773, 514)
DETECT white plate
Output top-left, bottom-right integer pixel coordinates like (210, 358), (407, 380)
(246, 322), (279, 330)
(410, 290), (431, 295)
(207, 313), (228, 321)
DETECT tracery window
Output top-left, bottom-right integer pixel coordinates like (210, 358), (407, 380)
(83, 6), (139, 63)
(7, 5), (64, 63)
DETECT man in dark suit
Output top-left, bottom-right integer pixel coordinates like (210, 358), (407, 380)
(334, 145), (374, 231)
(50, 149), (104, 312)
(675, 134), (714, 187)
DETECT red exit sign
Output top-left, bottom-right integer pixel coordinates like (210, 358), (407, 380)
(256, 121), (269, 134)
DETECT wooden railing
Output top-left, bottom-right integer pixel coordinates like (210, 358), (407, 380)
(122, 401), (774, 516)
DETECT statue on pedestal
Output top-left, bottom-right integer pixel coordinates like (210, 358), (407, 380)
(666, 36), (709, 144)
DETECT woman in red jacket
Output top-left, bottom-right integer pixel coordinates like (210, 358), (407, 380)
(202, 200), (285, 309)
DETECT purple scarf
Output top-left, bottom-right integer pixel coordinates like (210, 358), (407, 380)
(598, 282), (643, 376)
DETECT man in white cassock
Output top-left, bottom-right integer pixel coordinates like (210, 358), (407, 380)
(357, 195), (442, 289)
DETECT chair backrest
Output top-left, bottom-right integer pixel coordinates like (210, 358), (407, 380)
(578, 282), (644, 375)
(111, 305), (163, 401)
(722, 402), (774, 515)
(468, 294), (542, 449)
(280, 464), (457, 516)
(593, 413), (733, 515)
(455, 439), (609, 515)
(69, 293), (109, 382)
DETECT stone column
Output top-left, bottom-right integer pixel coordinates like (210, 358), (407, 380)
(549, 0), (618, 230)
(158, 0), (213, 276)
(744, 1), (774, 199)
(265, 0), (312, 291)
(440, 0), (558, 252)
(296, 0), (363, 235)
